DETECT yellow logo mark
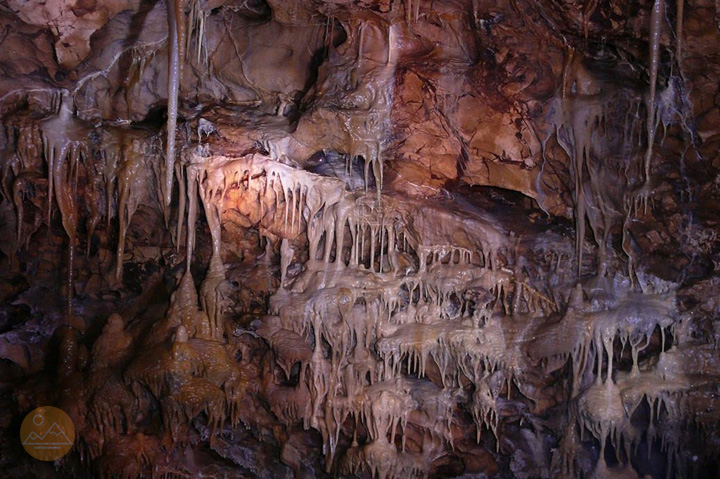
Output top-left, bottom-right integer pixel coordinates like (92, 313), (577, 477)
(20, 406), (75, 461)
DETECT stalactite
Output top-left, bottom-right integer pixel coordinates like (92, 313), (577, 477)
(404, 0), (420, 24)
(185, 165), (198, 274)
(100, 133), (121, 235)
(676, 0), (684, 62)
(114, 140), (144, 283)
(358, 22), (365, 64)
(164, 0), (187, 211)
(189, 1), (209, 68)
(174, 160), (186, 251)
(643, 0), (665, 189)
(3, 12), (710, 471)
(199, 165), (227, 339)
(0, 1), (715, 478)
(39, 92), (90, 319)
(622, 196), (637, 285)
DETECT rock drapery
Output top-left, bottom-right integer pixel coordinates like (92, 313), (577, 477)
(1, 0), (720, 478)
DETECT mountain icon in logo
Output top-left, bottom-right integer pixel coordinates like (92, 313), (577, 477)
(20, 406), (75, 460)
(23, 422), (73, 446)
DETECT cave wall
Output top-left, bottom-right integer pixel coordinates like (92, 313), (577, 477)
(1, 0), (720, 478)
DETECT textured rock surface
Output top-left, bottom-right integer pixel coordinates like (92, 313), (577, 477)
(1, 0), (720, 478)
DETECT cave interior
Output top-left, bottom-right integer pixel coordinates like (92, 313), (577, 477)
(1, 0), (720, 478)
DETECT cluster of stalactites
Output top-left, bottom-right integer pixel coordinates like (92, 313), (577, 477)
(1, 117), (45, 254)
(112, 132), (164, 283)
(261, 227), (529, 476)
(306, 193), (416, 274)
(544, 281), (688, 478)
(171, 153), (368, 343)
(176, 153), (432, 283)
(233, 148), (549, 474)
(548, 0), (686, 281)
(1, 92), (168, 319)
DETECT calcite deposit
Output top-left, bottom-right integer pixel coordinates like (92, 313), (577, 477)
(1, 0), (720, 478)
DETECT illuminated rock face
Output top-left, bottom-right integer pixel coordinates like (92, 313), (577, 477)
(1, 1), (720, 478)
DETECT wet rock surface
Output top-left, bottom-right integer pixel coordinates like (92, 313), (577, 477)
(1, 0), (720, 478)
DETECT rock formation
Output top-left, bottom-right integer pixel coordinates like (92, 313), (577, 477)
(1, 0), (719, 478)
